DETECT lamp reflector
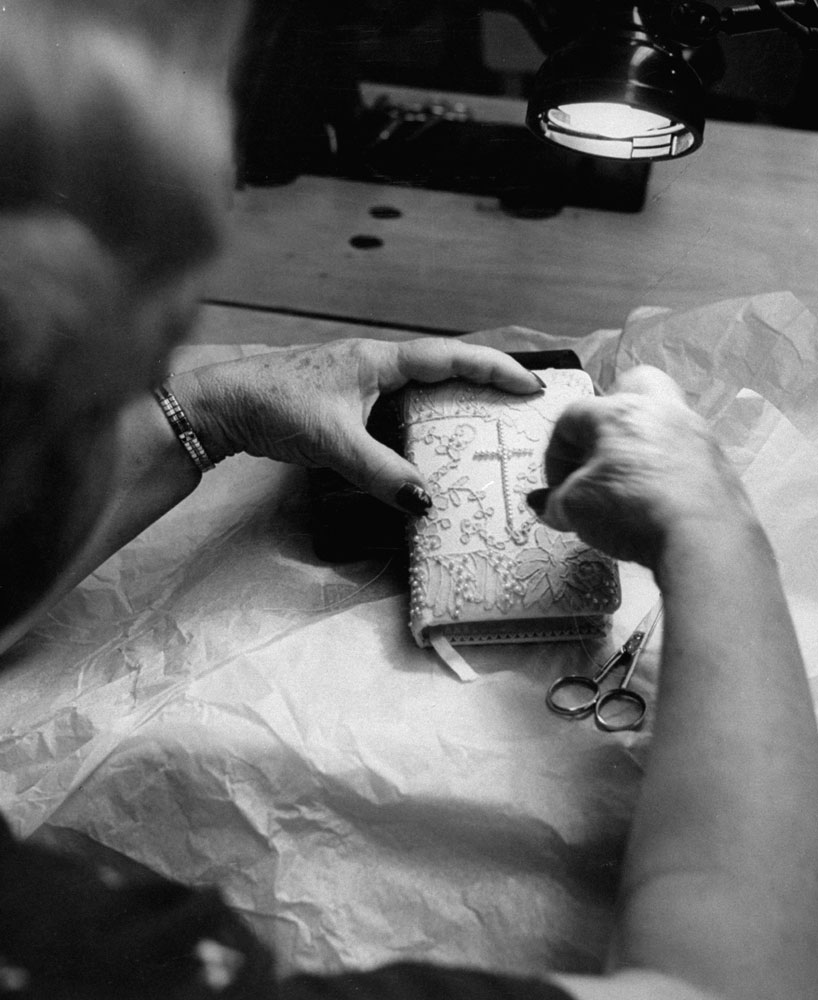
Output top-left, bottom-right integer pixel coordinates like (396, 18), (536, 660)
(525, 7), (705, 162)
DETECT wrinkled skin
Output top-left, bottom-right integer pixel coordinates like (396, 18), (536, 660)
(172, 337), (544, 511)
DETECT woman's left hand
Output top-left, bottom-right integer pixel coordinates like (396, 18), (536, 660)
(169, 338), (543, 513)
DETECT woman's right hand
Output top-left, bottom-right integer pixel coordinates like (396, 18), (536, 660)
(527, 366), (757, 569)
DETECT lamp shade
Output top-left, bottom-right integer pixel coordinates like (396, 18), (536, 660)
(526, 20), (705, 161)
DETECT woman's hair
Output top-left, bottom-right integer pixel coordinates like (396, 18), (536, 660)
(0, 1), (247, 629)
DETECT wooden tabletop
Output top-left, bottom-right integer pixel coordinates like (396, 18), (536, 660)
(202, 89), (818, 345)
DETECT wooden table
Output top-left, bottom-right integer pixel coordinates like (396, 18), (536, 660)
(196, 87), (818, 346)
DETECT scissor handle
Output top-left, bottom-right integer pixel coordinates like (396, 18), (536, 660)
(594, 688), (647, 732)
(545, 675), (599, 718)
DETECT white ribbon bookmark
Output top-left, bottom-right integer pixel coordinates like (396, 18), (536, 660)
(428, 630), (479, 683)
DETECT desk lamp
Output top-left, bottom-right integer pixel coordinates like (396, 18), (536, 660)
(525, 0), (818, 160)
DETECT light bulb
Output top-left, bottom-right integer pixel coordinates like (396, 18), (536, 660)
(550, 102), (672, 139)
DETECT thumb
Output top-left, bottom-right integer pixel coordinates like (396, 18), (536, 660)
(332, 425), (432, 516)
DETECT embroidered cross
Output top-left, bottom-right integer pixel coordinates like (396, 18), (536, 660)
(474, 420), (534, 525)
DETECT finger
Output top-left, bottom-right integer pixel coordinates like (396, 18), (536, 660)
(544, 399), (602, 488)
(389, 339), (544, 396)
(330, 423), (433, 515)
(612, 365), (687, 404)
(526, 482), (583, 533)
(539, 484), (576, 533)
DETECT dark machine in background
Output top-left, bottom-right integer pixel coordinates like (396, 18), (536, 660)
(233, 2), (817, 213)
(232, 1), (651, 212)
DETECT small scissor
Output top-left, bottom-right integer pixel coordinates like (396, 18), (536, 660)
(545, 601), (663, 732)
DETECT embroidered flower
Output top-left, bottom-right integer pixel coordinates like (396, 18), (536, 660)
(515, 527), (619, 612)
(422, 423), (476, 462)
(562, 550), (621, 610)
(514, 528), (569, 608)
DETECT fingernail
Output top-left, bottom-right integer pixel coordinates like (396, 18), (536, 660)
(396, 483), (432, 515)
(531, 372), (547, 390)
(526, 487), (551, 517)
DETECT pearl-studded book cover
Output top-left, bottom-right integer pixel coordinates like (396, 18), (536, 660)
(404, 369), (621, 655)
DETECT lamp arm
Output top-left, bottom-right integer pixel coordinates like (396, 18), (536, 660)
(647, 0), (818, 46)
(724, 0), (818, 40)
(476, 0), (816, 52)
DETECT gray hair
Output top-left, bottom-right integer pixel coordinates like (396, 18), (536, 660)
(0, 1), (247, 628)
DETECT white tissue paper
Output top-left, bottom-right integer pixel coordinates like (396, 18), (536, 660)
(1, 291), (816, 979)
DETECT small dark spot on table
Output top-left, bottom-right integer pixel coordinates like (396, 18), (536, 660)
(349, 234), (384, 249)
(369, 206), (403, 220)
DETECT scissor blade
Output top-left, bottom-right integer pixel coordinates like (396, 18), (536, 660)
(623, 600), (664, 658)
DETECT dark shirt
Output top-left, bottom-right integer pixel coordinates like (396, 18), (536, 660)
(0, 815), (575, 1000)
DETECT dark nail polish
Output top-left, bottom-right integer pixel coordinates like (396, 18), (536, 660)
(396, 483), (432, 516)
(531, 372), (547, 390)
(526, 487), (551, 517)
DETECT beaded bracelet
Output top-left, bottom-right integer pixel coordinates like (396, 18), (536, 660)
(153, 383), (216, 473)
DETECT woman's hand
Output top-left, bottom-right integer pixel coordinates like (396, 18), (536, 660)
(533, 370), (818, 1000)
(527, 366), (756, 569)
(169, 338), (544, 514)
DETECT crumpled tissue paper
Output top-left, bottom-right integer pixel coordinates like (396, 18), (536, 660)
(1, 291), (816, 979)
